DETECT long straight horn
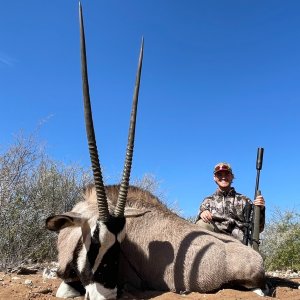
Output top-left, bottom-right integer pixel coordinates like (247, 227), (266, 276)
(79, 2), (109, 222)
(114, 38), (144, 217)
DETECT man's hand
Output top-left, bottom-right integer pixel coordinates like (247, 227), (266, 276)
(253, 195), (265, 207)
(200, 210), (213, 223)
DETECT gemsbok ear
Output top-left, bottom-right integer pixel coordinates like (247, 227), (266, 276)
(46, 212), (88, 231)
(124, 207), (151, 218)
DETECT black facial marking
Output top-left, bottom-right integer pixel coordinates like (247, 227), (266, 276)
(93, 241), (121, 289)
(85, 216), (126, 288)
(105, 216), (126, 234)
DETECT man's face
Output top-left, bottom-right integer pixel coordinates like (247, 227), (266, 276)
(214, 171), (233, 190)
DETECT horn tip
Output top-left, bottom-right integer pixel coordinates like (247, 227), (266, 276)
(79, 1), (83, 15)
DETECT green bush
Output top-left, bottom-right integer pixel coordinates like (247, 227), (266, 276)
(260, 209), (300, 271)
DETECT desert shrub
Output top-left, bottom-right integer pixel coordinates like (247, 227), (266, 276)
(0, 134), (92, 270)
(260, 208), (300, 271)
(186, 215), (198, 223)
(133, 174), (183, 216)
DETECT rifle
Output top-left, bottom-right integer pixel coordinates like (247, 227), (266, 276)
(251, 147), (264, 251)
(242, 148), (264, 248)
(242, 200), (252, 245)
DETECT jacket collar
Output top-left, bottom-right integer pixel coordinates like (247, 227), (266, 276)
(215, 187), (236, 197)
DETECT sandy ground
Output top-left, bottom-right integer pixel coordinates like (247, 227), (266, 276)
(0, 272), (299, 300)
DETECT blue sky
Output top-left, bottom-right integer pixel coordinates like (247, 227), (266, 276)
(1, 1), (299, 219)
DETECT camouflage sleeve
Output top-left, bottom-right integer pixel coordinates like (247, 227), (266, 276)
(195, 197), (212, 222)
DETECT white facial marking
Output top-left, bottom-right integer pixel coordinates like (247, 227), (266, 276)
(77, 221), (93, 273)
(56, 281), (82, 298)
(85, 282), (117, 300)
(78, 242), (89, 273)
(251, 288), (265, 297)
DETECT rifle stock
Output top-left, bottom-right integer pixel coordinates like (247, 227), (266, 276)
(242, 201), (252, 245)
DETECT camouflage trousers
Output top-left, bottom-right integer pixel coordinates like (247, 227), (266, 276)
(196, 219), (244, 242)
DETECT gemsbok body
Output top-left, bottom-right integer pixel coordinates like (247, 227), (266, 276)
(48, 184), (266, 299)
(46, 3), (266, 300)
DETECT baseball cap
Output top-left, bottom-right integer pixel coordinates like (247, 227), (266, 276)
(213, 162), (233, 174)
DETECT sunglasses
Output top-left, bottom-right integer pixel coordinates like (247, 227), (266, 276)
(214, 171), (232, 177)
(214, 165), (231, 173)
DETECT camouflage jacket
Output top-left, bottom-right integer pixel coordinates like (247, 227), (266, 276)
(196, 187), (265, 236)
